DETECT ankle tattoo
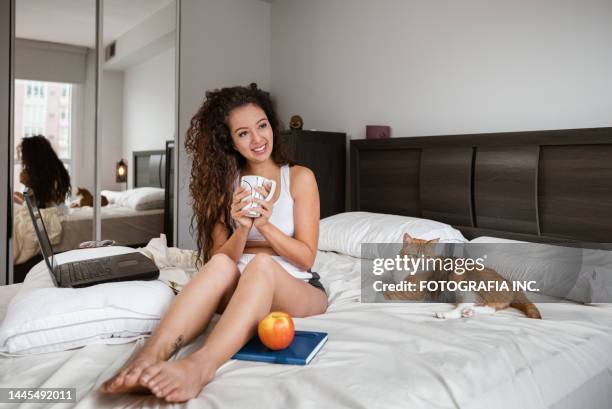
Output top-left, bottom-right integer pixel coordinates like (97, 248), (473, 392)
(170, 335), (184, 358)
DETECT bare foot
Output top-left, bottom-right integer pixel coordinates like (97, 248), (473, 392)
(101, 345), (167, 394)
(138, 356), (216, 402)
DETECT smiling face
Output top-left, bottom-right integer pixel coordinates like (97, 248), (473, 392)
(228, 103), (273, 165)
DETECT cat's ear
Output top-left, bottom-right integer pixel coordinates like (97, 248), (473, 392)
(427, 238), (440, 244)
(403, 232), (413, 243)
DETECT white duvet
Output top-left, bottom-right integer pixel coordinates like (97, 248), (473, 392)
(12, 202), (163, 265)
(12, 204), (62, 264)
(1, 250), (612, 409)
(63, 204), (164, 222)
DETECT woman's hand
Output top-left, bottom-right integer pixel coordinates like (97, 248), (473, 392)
(252, 182), (275, 228)
(231, 185), (254, 230)
(13, 192), (24, 205)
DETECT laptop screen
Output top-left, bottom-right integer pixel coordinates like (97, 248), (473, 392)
(23, 189), (58, 280)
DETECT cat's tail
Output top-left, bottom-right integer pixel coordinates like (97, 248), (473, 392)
(511, 292), (542, 319)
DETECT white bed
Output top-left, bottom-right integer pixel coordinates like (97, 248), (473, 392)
(1, 249), (611, 409)
(57, 205), (165, 251)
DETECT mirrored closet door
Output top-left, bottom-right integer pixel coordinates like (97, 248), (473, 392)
(12, 0), (96, 283)
(99, 0), (176, 250)
(10, 0), (178, 284)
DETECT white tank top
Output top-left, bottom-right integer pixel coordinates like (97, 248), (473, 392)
(234, 164), (295, 241)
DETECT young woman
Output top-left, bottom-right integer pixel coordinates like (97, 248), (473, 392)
(102, 84), (328, 402)
(13, 135), (71, 210)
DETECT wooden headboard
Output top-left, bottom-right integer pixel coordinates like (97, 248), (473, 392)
(132, 144), (175, 245)
(350, 127), (612, 243)
(133, 150), (166, 188)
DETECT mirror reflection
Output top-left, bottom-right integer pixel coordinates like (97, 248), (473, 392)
(12, 0), (96, 283)
(99, 0), (175, 249)
(12, 0), (176, 283)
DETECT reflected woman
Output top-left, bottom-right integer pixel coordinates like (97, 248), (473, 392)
(13, 135), (71, 211)
(12, 135), (71, 265)
(102, 84), (327, 402)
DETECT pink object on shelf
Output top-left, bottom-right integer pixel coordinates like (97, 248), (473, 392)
(366, 125), (390, 139)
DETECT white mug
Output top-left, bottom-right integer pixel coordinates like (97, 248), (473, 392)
(240, 175), (276, 217)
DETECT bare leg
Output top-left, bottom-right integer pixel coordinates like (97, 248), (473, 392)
(101, 253), (240, 393)
(138, 254), (328, 402)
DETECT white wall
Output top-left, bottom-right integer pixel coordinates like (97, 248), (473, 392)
(73, 49), (96, 194)
(105, 1), (176, 71)
(122, 47), (175, 189)
(75, 51), (125, 193)
(271, 0), (612, 139)
(177, 0), (271, 249)
(100, 70), (124, 191)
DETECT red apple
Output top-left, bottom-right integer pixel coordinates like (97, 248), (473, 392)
(258, 311), (295, 350)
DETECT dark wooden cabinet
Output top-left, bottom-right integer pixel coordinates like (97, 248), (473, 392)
(282, 130), (346, 219)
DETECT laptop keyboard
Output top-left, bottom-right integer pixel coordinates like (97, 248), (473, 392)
(64, 258), (113, 283)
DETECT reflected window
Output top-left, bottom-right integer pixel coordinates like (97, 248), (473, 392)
(14, 79), (74, 191)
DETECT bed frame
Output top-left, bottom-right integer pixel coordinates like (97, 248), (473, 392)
(350, 127), (612, 243)
(164, 141), (175, 247)
(133, 143), (174, 245)
(133, 150), (166, 189)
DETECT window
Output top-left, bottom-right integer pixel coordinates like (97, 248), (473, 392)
(61, 85), (70, 99)
(58, 127), (70, 160)
(29, 106), (42, 123)
(14, 80), (74, 183)
(24, 82), (48, 101)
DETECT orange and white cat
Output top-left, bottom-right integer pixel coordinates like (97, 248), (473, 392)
(70, 187), (109, 208)
(384, 233), (541, 319)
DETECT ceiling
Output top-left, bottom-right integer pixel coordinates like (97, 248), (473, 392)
(16, 0), (174, 48)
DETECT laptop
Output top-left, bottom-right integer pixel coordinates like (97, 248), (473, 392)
(24, 188), (160, 288)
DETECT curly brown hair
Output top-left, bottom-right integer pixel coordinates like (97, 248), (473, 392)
(19, 135), (71, 208)
(185, 84), (294, 266)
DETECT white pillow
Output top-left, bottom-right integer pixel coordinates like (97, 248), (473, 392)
(571, 246), (612, 304)
(469, 237), (523, 245)
(123, 187), (165, 210)
(318, 211), (467, 258)
(467, 236), (589, 302)
(0, 247), (174, 355)
(100, 190), (123, 204)
(102, 188), (165, 211)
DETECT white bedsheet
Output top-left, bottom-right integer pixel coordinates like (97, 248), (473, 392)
(63, 205), (164, 222)
(1, 251), (611, 409)
(57, 206), (165, 251)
